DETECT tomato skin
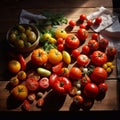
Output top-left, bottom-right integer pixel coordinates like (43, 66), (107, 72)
(91, 50), (107, 66)
(80, 14), (86, 21)
(39, 77), (49, 89)
(77, 28), (88, 41)
(71, 49), (80, 58)
(98, 82), (108, 93)
(99, 38), (109, 49)
(90, 67), (108, 84)
(91, 33), (99, 40)
(88, 39), (99, 51)
(69, 20), (76, 27)
(84, 83), (99, 98)
(80, 75), (91, 87)
(106, 46), (117, 57)
(53, 76), (72, 95)
(95, 17), (102, 25)
(49, 74), (58, 88)
(77, 54), (89, 67)
(25, 77), (39, 91)
(65, 34), (80, 49)
(69, 67), (82, 80)
(81, 45), (90, 55)
(52, 62), (63, 74)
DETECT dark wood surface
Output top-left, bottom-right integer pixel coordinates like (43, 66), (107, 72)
(0, 0), (120, 111)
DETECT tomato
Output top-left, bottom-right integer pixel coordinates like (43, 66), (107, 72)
(94, 17), (102, 25)
(55, 28), (67, 39)
(88, 39), (99, 51)
(73, 95), (84, 105)
(25, 77), (39, 91)
(11, 84), (28, 101)
(91, 33), (99, 40)
(48, 48), (63, 65)
(8, 60), (21, 73)
(81, 45), (90, 55)
(69, 20), (76, 27)
(80, 75), (91, 87)
(52, 62), (63, 74)
(65, 34), (80, 49)
(9, 76), (19, 87)
(57, 38), (64, 44)
(87, 19), (93, 26)
(69, 67), (82, 80)
(83, 83), (99, 98)
(77, 28), (88, 42)
(71, 49), (80, 58)
(106, 46), (117, 57)
(37, 98), (44, 107)
(31, 48), (48, 66)
(79, 14), (86, 21)
(57, 43), (65, 51)
(53, 76), (72, 95)
(17, 71), (27, 81)
(60, 67), (69, 77)
(99, 38), (109, 49)
(91, 50), (107, 66)
(90, 67), (108, 84)
(39, 77), (49, 89)
(77, 54), (89, 67)
(49, 74), (58, 88)
(79, 24), (86, 29)
(22, 100), (30, 111)
(98, 82), (108, 93)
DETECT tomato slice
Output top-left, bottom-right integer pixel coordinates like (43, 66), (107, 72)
(39, 77), (49, 89)
(52, 62), (63, 74)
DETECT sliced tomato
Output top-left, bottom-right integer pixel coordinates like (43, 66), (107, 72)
(39, 77), (49, 89)
(52, 62), (63, 74)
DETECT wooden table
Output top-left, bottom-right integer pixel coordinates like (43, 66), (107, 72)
(0, 0), (120, 111)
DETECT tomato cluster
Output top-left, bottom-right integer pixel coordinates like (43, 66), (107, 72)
(7, 13), (117, 111)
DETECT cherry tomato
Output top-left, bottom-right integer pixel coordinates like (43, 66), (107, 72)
(57, 38), (64, 44)
(71, 49), (80, 58)
(57, 43), (65, 51)
(80, 75), (91, 87)
(69, 20), (76, 27)
(87, 19), (93, 26)
(84, 83), (99, 98)
(77, 54), (89, 67)
(98, 82), (108, 93)
(79, 24), (86, 29)
(88, 39), (99, 51)
(94, 17), (102, 25)
(91, 33), (99, 40)
(73, 95), (84, 105)
(39, 77), (49, 89)
(80, 14), (86, 21)
(81, 45), (90, 55)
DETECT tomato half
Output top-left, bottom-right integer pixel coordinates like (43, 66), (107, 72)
(39, 77), (49, 89)
(52, 62), (63, 74)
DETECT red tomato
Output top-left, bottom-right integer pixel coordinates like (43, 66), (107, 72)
(39, 77), (49, 89)
(77, 28), (88, 42)
(65, 34), (80, 49)
(60, 67), (69, 77)
(57, 38), (64, 44)
(90, 67), (108, 84)
(22, 100), (30, 111)
(53, 76), (72, 95)
(79, 24), (86, 29)
(80, 14), (86, 21)
(69, 67), (82, 80)
(49, 74), (58, 88)
(106, 46), (117, 57)
(84, 83), (99, 98)
(91, 33), (99, 40)
(80, 75), (91, 87)
(91, 50), (107, 66)
(71, 49), (80, 58)
(87, 19), (93, 26)
(94, 17), (102, 25)
(98, 82), (108, 93)
(88, 39), (99, 51)
(77, 54), (89, 67)
(99, 38), (109, 49)
(81, 45), (90, 55)
(69, 20), (76, 27)
(73, 95), (84, 105)
(25, 77), (39, 91)
(57, 43), (65, 51)
(52, 62), (63, 74)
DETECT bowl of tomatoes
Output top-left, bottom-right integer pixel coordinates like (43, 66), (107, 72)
(6, 24), (40, 53)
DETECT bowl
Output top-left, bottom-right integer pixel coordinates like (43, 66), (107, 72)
(6, 24), (40, 53)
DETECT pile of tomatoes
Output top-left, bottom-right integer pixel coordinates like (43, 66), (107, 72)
(7, 13), (117, 111)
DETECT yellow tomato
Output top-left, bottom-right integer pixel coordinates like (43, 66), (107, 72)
(106, 67), (112, 73)
(48, 48), (62, 65)
(55, 28), (67, 39)
(8, 60), (21, 73)
(102, 63), (108, 70)
(62, 50), (71, 64)
(106, 62), (113, 67)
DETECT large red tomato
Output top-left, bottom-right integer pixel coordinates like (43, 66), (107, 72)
(65, 34), (80, 49)
(90, 67), (108, 84)
(83, 83), (99, 98)
(77, 54), (89, 67)
(69, 67), (82, 80)
(91, 50), (107, 66)
(77, 28), (88, 41)
(53, 76), (72, 95)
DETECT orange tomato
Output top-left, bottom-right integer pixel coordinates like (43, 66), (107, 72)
(11, 84), (28, 101)
(31, 48), (48, 66)
(48, 48), (62, 65)
(8, 60), (21, 73)
(17, 71), (27, 81)
(9, 76), (19, 87)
